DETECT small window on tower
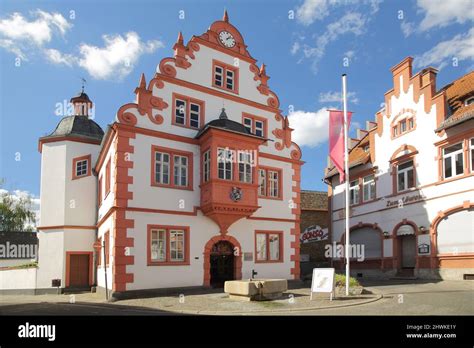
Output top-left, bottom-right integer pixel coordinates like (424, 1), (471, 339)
(72, 155), (91, 180)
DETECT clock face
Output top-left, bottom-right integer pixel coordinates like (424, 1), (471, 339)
(219, 31), (236, 48)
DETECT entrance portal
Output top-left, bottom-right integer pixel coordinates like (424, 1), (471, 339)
(210, 241), (234, 288)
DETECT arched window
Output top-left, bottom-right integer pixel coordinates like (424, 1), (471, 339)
(437, 208), (474, 254)
(350, 227), (382, 258)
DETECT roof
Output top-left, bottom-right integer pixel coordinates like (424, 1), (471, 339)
(437, 71), (474, 131)
(41, 115), (104, 142)
(195, 108), (264, 139)
(301, 190), (328, 211)
(324, 134), (371, 179)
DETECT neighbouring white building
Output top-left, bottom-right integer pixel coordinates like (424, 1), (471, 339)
(325, 57), (474, 280)
(24, 11), (302, 297)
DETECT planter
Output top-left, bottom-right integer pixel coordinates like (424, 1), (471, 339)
(335, 286), (364, 296)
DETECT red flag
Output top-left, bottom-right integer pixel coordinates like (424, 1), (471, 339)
(329, 110), (352, 183)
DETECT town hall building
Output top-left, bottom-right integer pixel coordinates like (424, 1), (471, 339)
(35, 11), (303, 296)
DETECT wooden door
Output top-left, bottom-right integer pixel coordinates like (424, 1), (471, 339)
(69, 254), (90, 288)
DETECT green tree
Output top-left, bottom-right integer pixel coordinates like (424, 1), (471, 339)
(0, 181), (37, 232)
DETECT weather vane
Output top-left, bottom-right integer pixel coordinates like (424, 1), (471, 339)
(80, 77), (87, 93)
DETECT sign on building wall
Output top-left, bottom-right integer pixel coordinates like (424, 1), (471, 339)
(300, 225), (328, 243)
(310, 268), (335, 301)
(417, 234), (431, 255)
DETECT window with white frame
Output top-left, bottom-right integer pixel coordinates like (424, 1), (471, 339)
(254, 120), (264, 137)
(268, 170), (279, 198)
(174, 99), (186, 125)
(258, 168), (281, 198)
(173, 155), (188, 187)
(226, 69), (234, 90)
(349, 180), (359, 205)
(400, 120), (407, 133)
(214, 65), (223, 87)
(174, 96), (202, 129)
(75, 159), (88, 177)
(362, 174), (376, 202)
(169, 230), (185, 261)
(470, 138), (474, 172)
(443, 143), (464, 179)
(203, 150), (211, 182)
(242, 115), (266, 137)
(243, 117), (252, 133)
(213, 62), (237, 92)
(150, 229), (166, 261)
(189, 102), (200, 128)
(150, 227), (186, 263)
(256, 232), (282, 262)
(155, 152), (170, 185)
(238, 151), (253, 183)
(258, 169), (266, 196)
(397, 160), (415, 192)
(217, 148), (234, 180)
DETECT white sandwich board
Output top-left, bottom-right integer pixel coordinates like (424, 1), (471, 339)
(310, 268), (335, 301)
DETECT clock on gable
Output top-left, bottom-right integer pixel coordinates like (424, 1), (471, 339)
(218, 30), (236, 48)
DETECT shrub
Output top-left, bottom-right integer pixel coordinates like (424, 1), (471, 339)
(334, 273), (360, 288)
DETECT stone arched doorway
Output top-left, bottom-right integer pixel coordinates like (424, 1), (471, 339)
(203, 235), (242, 288)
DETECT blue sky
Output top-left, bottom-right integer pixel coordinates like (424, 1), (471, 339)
(0, 0), (472, 201)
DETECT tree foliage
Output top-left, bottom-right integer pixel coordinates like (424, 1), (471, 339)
(0, 180), (37, 232)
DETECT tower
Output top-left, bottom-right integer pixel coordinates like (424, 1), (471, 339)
(36, 89), (104, 292)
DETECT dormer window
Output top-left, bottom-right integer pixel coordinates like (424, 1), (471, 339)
(212, 60), (238, 93)
(465, 97), (474, 106)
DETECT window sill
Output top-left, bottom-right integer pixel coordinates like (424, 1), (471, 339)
(436, 172), (473, 185)
(147, 261), (190, 266)
(72, 174), (90, 180)
(172, 121), (202, 131)
(258, 195), (283, 201)
(212, 84), (239, 95)
(151, 183), (193, 191)
(255, 260), (283, 264)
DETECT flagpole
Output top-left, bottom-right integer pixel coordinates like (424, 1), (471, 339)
(342, 74), (350, 296)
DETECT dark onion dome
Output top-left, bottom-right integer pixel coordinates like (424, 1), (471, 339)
(41, 115), (104, 142)
(195, 108), (264, 139)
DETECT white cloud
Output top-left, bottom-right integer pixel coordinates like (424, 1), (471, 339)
(301, 12), (366, 72)
(0, 189), (40, 229)
(344, 50), (355, 59)
(288, 108), (331, 148)
(400, 21), (415, 37)
(45, 32), (164, 80)
(295, 0), (382, 25)
(417, 0), (474, 31)
(319, 91), (359, 104)
(414, 28), (474, 70)
(296, 0), (330, 26)
(44, 48), (75, 66)
(76, 32), (163, 80)
(0, 10), (71, 59)
(291, 41), (301, 55)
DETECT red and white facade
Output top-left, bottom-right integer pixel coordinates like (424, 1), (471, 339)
(36, 12), (302, 295)
(326, 57), (474, 280)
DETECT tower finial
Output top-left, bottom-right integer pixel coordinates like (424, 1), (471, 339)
(259, 63), (266, 75)
(139, 73), (146, 89)
(223, 9), (229, 22)
(177, 31), (184, 45)
(81, 77), (86, 93)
